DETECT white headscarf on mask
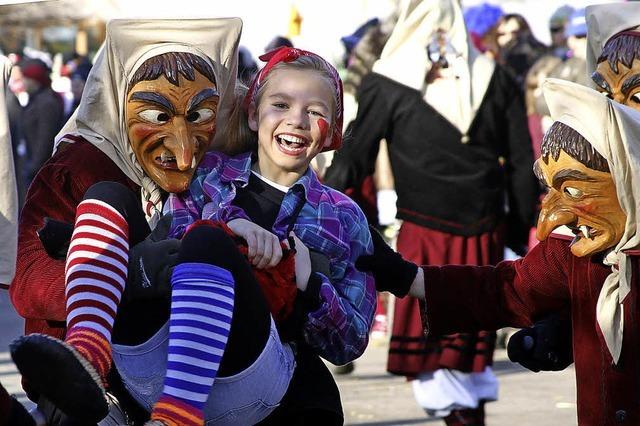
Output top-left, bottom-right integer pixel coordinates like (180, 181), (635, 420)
(55, 18), (242, 227)
(586, 3), (640, 79)
(372, 0), (495, 139)
(0, 56), (18, 285)
(543, 77), (640, 364)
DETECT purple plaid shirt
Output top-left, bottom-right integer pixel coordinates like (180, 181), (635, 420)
(164, 151), (376, 364)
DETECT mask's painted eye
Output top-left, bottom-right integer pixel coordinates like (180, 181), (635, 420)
(564, 186), (583, 198)
(186, 108), (215, 124)
(631, 93), (640, 104)
(139, 109), (170, 124)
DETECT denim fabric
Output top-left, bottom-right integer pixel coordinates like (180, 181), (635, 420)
(112, 318), (295, 425)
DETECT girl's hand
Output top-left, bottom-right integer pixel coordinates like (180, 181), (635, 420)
(288, 233), (312, 291)
(227, 219), (282, 269)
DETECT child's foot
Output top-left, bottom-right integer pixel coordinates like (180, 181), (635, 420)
(10, 334), (109, 423)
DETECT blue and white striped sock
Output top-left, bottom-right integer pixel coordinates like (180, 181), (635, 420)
(151, 262), (234, 425)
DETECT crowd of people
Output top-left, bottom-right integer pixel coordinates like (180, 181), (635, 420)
(1, 1), (640, 425)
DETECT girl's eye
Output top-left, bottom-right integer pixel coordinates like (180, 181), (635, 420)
(309, 110), (326, 118)
(186, 108), (215, 124)
(138, 109), (170, 124)
(273, 102), (288, 109)
(564, 186), (583, 198)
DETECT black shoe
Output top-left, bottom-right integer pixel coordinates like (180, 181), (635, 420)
(10, 334), (109, 423)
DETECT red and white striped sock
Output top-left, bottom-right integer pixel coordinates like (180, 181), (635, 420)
(64, 199), (129, 381)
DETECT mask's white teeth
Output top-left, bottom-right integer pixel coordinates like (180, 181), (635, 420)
(580, 225), (590, 239)
(160, 152), (170, 163)
(191, 155), (197, 169)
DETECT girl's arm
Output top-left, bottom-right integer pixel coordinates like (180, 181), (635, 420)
(300, 200), (376, 366)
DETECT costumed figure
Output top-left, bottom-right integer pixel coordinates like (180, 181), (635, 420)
(324, 0), (538, 424)
(507, 1), (640, 375)
(9, 18), (298, 426)
(359, 77), (640, 425)
(0, 55), (37, 426)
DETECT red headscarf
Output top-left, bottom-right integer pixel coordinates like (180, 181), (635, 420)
(244, 47), (344, 152)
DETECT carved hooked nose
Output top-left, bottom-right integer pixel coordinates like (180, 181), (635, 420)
(536, 192), (577, 241)
(165, 117), (195, 171)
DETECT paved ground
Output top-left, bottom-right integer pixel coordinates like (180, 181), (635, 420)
(0, 291), (577, 425)
(0, 290), (31, 409)
(335, 339), (577, 426)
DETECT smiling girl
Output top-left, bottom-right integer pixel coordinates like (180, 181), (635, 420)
(167, 47), (376, 423)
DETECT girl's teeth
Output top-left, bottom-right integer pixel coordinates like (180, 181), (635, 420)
(279, 135), (305, 145)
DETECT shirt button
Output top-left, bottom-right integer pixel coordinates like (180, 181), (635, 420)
(461, 135), (470, 144)
(615, 409), (627, 423)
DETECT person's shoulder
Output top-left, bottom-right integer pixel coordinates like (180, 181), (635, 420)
(317, 184), (369, 226)
(363, 72), (415, 96)
(51, 136), (108, 165)
(198, 151), (251, 179)
(42, 136), (126, 185)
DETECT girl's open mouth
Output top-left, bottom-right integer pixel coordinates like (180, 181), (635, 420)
(275, 133), (309, 155)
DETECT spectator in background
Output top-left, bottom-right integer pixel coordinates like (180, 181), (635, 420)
(6, 62), (26, 207)
(238, 46), (258, 84)
(325, 1), (537, 423)
(19, 59), (64, 185)
(496, 14), (548, 89)
(67, 57), (92, 120)
(0, 54), (37, 426)
(264, 35), (293, 53)
(463, 2), (504, 59)
(327, 14), (398, 375)
(0, 56), (18, 290)
(526, 7), (588, 161)
(548, 5), (575, 60)
(340, 18), (380, 69)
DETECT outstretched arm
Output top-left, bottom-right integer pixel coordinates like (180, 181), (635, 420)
(357, 229), (571, 334)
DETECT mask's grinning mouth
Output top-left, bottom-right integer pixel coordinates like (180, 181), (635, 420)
(568, 224), (596, 246)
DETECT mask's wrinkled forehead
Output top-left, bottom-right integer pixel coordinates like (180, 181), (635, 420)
(128, 51), (217, 94)
(541, 121), (609, 172)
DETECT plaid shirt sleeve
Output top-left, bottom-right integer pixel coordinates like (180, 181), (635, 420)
(199, 153), (252, 224)
(301, 194), (376, 365)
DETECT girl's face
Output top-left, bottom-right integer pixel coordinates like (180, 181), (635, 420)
(249, 67), (334, 186)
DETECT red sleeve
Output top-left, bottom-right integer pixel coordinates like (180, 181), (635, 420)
(422, 236), (571, 336)
(10, 141), (136, 331)
(11, 162), (79, 323)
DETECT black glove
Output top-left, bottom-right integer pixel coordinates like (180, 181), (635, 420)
(355, 226), (418, 297)
(123, 215), (180, 303)
(37, 218), (74, 260)
(507, 312), (573, 372)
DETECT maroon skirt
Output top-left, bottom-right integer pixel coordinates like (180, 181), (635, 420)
(387, 221), (503, 376)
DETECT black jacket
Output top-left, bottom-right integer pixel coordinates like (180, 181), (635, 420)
(325, 68), (538, 247)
